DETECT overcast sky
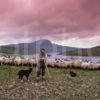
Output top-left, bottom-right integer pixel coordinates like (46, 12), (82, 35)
(0, 0), (100, 48)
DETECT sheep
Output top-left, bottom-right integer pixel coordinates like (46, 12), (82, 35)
(0, 57), (2, 65)
(81, 62), (90, 70)
(21, 58), (27, 66)
(4, 58), (9, 65)
(72, 60), (82, 69)
(14, 57), (22, 66)
(52, 59), (66, 68)
(29, 58), (36, 67)
(90, 63), (100, 70)
(64, 61), (73, 68)
(80, 62), (99, 70)
(0, 57), (5, 65)
(48, 59), (56, 67)
(24, 58), (30, 66)
(0, 54), (100, 70)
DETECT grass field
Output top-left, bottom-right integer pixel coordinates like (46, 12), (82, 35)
(0, 66), (100, 100)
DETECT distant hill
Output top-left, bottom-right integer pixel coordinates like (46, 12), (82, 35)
(0, 39), (77, 55)
(0, 39), (99, 56)
(60, 46), (100, 56)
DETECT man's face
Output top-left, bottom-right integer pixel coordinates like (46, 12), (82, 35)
(41, 49), (44, 52)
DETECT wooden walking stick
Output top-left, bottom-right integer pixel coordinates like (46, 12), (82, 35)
(45, 63), (51, 78)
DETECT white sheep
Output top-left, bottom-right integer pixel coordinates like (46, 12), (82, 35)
(14, 57), (22, 66)
(0, 56), (6, 65)
(81, 62), (90, 69)
(29, 58), (36, 66)
(72, 60), (82, 69)
(64, 61), (73, 68)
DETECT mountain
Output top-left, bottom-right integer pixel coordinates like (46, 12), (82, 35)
(0, 39), (77, 55)
(0, 39), (99, 56)
(60, 46), (100, 56)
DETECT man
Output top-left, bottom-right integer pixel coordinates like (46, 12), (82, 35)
(36, 48), (47, 80)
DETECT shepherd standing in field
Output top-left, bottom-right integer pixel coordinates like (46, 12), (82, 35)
(36, 48), (47, 80)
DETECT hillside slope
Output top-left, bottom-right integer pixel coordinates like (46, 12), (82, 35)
(61, 46), (100, 56)
(0, 39), (77, 55)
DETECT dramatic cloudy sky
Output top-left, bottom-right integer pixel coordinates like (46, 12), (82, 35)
(0, 0), (100, 48)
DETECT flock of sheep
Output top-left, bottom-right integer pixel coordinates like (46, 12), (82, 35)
(0, 56), (36, 67)
(47, 59), (100, 70)
(0, 55), (100, 70)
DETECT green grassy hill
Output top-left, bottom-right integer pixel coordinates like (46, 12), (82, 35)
(60, 46), (100, 56)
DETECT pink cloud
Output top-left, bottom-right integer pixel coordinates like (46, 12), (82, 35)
(0, 0), (100, 47)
